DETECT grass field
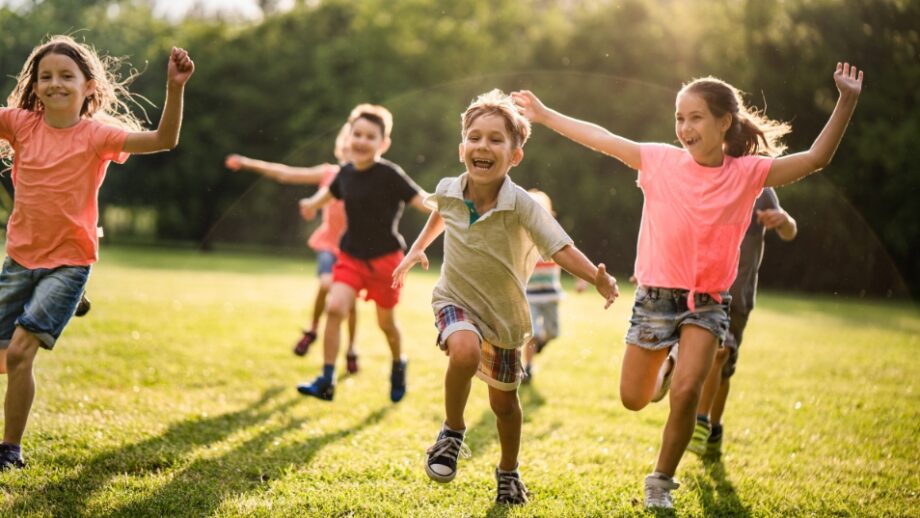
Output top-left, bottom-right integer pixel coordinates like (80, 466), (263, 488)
(0, 245), (917, 517)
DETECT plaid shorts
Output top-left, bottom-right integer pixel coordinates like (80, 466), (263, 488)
(435, 305), (523, 391)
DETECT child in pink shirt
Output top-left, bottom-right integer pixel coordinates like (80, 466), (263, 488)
(225, 123), (360, 372)
(0, 35), (194, 471)
(513, 62), (863, 510)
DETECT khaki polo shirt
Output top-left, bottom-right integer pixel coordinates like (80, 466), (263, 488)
(429, 174), (573, 349)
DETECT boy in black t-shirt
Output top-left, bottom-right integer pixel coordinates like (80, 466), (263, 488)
(297, 104), (430, 402)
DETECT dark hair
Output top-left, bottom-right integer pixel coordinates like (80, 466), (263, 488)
(681, 77), (790, 157)
(347, 103), (393, 138)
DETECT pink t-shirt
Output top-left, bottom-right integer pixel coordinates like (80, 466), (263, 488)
(306, 164), (347, 253)
(635, 143), (772, 304)
(0, 108), (129, 269)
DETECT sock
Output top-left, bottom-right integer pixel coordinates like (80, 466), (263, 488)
(321, 364), (335, 381)
(393, 358), (406, 369)
(1, 442), (21, 455)
(710, 423), (723, 441)
(651, 471), (672, 481)
(497, 463), (520, 474)
(697, 414), (710, 425)
(443, 422), (466, 435)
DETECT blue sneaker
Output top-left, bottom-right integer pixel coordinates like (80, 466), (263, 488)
(0, 443), (25, 471)
(297, 376), (334, 401)
(390, 359), (407, 402)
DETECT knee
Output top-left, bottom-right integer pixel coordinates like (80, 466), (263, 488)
(490, 392), (520, 419)
(6, 346), (35, 373)
(620, 392), (649, 412)
(670, 380), (702, 408)
(325, 300), (349, 319)
(447, 338), (480, 373)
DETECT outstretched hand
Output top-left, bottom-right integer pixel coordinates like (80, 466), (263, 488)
(168, 47), (195, 87)
(510, 90), (547, 123)
(834, 62), (863, 98)
(391, 249), (429, 289)
(594, 263), (619, 309)
(224, 154), (243, 171)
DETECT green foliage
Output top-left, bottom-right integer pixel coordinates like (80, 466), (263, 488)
(0, 0), (917, 296)
(0, 246), (917, 516)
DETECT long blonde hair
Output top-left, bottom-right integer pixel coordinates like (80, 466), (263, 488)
(2, 35), (148, 161)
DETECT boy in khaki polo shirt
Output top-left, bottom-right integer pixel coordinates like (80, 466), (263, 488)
(392, 90), (619, 505)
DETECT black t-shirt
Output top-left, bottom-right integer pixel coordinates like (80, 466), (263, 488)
(329, 159), (421, 259)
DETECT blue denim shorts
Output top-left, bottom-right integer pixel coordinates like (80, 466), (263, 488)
(0, 257), (91, 350)
(316, 250), (337, 276)
(624, 286), (731, 351)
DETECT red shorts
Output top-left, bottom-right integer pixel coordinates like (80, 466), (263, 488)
(332, 250), (404, 309)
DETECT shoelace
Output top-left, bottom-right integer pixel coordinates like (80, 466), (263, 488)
(497, 472), (529, 502)
(645, 484), (672, 506)
(426, 434), (471, 462)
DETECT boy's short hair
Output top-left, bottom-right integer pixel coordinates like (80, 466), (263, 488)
(461, 89), (531, 149)
(348, 103), (393, 139)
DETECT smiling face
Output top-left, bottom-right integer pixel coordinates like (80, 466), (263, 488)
(348, 116), (389, 169)
(675, 91), (732, 166)
(459, 113), (523, 187)
(32, 52), (96, 122)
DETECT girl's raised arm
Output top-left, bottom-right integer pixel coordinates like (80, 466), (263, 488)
(766, 63), (863, 187)
(512, 90), (642, 170)
(225, 154), (335, 185)
(123, 47), (195, 154)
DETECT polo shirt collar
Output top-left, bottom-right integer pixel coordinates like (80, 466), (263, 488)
(445, 173), (517, 212)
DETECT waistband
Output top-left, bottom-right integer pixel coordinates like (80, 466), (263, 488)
(640, 286), (726, 311)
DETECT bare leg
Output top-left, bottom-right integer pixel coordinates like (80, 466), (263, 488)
(4, 328), (41, 444)
(345, 304), (358, 356)
(442, 331), (480, 430)
(697, 347), (730, 416)
(523, 338), (536, 369)
(489, 386), (522, 471)
(0, 349), (7, 375)
(710, 377), (731, 426)
(619, 344), (670, 411)
(654, 324), (718, 476)
(321, 283), (356, 365)
(375, 306), (402, 361)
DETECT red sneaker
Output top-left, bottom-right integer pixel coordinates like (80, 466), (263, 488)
(346, 353), (359, 374)
(293, 330), (317, 356)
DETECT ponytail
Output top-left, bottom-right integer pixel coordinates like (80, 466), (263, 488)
(681, 77), (790, 158)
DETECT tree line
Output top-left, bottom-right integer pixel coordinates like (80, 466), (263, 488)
(1, 0), (917, 298)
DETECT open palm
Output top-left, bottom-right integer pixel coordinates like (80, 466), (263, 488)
(834, 62), (863, 96)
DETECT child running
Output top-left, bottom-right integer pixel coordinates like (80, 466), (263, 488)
(392, 90), (618, 505)
(296, 104), (430, 402)
(513, 62), (862, 509)
(225, 123), (360, 372)
(688, 187), (797, 456)
(522, 189), (565, 384)
(0, 35), (194, 471)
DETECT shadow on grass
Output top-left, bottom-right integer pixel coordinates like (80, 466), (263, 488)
(8, 386), (393, 517)
(464, 382), (546, 457)
(690, 454), (751, 517)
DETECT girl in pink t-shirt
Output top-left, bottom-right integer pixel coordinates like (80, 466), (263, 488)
(0, 35), (194, 470)
(513, 62), (863, 510)
(224, 123), (359, 372)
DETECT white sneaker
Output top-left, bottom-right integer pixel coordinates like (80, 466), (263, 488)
(644, 473), (680, 509)
(651, 344), (678, 402)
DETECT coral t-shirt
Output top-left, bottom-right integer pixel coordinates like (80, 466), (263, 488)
(306, 164), (347, 253)
(0, 108), (129, 268)
(634, 144), (772, 304)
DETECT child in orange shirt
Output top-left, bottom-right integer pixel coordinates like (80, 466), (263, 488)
(0, 35), (194, 470)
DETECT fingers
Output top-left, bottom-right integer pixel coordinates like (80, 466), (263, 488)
(224, 154), (241, 170)
(170, 47), (195, 74)
(420, 254), (429, 271)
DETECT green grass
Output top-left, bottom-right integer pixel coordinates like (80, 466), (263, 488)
(1, 245), (918, 517)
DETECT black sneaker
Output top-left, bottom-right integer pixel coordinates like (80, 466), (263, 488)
(293, 330), (317, 356)
(296, 376), (334, 401)
(425, 427), (470, 483)
(74, 293), (91, 317)
(390, 359), (407, 403)
(495, 467), (529, 505)
(0, 443), (25, 471)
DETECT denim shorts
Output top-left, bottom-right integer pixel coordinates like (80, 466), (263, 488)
(722, 309), (751, 378)
(316, 250), (337, 276)
(0, 257), (91, 350)
(624, 286), (731, 351)
(529, 301), (559, 343)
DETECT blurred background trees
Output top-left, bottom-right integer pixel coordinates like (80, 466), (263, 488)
(1, 0), (916, 298)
